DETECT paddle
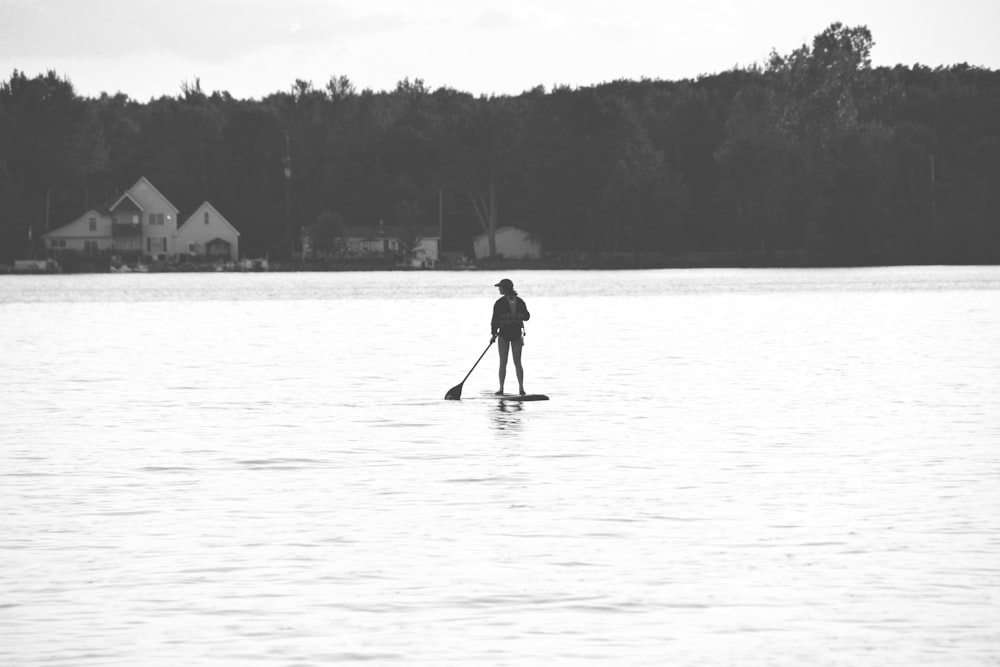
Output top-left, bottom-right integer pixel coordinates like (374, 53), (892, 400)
(444, 338), (494, 400)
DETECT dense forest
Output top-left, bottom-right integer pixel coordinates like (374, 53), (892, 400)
(1, 23), (998, 266)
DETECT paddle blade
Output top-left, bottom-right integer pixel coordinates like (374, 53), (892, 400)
(445, 339), (493, 400)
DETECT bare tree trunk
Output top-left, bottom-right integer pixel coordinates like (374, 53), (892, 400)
(469, 179), (498, 257)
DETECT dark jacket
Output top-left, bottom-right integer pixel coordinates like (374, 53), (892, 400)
(491, 295), (530, 340)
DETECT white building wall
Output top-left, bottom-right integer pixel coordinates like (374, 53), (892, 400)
(411, 237), (440, 267)
(126, 177), (179, 257)
(174, 202), (240, 260)
(473, 226), (541, 260)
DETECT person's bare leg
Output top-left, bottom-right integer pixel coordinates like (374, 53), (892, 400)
(511, 337), (525, 394)
(496, 336), (510, 394)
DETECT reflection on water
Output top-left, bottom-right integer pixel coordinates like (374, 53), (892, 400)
(491, 400), (525, 433)
(1, 267), (999, 666)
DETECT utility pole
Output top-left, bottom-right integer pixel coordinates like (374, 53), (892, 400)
(284, 130), (292, 259)
(438, 187), (444, 249)
(929, 154), (937, 216)
(40, 188), (51, 258)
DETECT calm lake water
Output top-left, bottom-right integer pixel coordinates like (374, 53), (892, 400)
(2, 267), (999, 666)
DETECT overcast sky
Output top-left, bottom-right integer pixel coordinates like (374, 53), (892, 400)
(2, 0), (998, 101)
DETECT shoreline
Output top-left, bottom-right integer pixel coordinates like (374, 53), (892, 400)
(2, 252), (996, 275)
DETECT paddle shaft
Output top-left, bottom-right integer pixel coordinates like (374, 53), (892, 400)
(459, 338), (494, 385)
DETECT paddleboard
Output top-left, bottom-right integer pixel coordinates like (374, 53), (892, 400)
(479, 392), (549, 401)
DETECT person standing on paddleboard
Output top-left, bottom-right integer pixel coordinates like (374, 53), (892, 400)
(491, 278), (530, 396)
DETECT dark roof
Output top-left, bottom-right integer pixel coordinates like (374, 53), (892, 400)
(89, 193), (118, 215)
(85, 191), (140, 216)
(339, 224), (439, 239)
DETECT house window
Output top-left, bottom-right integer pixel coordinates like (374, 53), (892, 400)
(83, 240), (99, 252)
(204, 211), (210, 224)
(146, 237), (167, 253)
(89, 217), (97, 231)
(188, 242), (197, 253)
(149, 213), (164, 226)
(132, 214), (140, 224)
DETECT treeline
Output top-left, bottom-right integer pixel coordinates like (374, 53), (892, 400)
(1, 23), (998, 265)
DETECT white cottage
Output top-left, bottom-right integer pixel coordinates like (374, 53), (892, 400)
(473, 226), (541, 260)
(174, 202), (240, 261)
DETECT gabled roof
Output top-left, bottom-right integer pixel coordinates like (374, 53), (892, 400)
(43, 176), (181, 236)
(101, 176), (178, 214)
(109, 192), (143, 213)
(42, 208), (107, 238)
(128, 176), (178, 212)
(175, 201), (240, 237)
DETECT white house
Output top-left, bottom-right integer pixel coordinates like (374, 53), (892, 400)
(410, 236), (440, 268)
(303, 222), (440, 267)
(43, 177), (236, 263)
(174, 202), (240, 262)
(473, 226), (541, 260)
